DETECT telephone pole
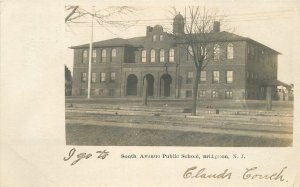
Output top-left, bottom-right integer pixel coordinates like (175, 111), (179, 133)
(87, 7), (95, 99)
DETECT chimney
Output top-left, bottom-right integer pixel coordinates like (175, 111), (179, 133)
(146, 26), (153, 36)
(213, 21), (220, 32)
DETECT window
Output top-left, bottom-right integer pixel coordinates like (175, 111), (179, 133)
(91, 89), (96, 96)
(186, 90), (192, 98)
(212, 71), (219, 83)
(141, 50), (147, 63)
(92, 49), (97, 63)
(150, 49), (155, 62)
(255, 73), (259, 83)
(169, 48), (174, 62)
(247, 45), (250, 55)
(214, 44), (220, 60)
(99, 89), (105, 96)
(200, 71), (206, 83)
(81, 72), (87, 82)
(109, 89), (114, 96)
(225, 91), (233, 99)
(159, 35), (163, 41)
(246, 72), (250, 83)
(82, 50), (88, 63)
(201, 47), (207, 59)
(110, 72), (116, 82)
(100, 72), (106, 82)
(152, 35), (157, 41)
(212, 91), (218, 98)
(227, 43), (233, 59)
(251, 72), (254, 83)
(91, 72), (96, 83)
(187, 45), (193, 60)
(226, 71), (233, 83)
(198, 90), (206, 98)
(111, 48), (116, 58)
(159, 49), (165, 62)
(80, 89), (86, 95)
(187, 71), (193, 84)
(101, 49), (107, 63)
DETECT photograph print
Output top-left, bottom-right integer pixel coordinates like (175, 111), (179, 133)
(64, 5), (294, 147)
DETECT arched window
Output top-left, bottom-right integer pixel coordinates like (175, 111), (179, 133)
(169, 48), (174, 62)
(101, 49), (107, 63)
(187, 45), (193, 60)
(111, 48), (116, 58)
(141, 50), (147, 63)
(227, 43), (233, 59)
(159, 49), (165, 62)
(150, 49), (155, 63)
(82, 49), (88, 63)
(214, 44), (220, 60)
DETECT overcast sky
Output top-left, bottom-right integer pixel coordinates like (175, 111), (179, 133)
(64, 3), (299, 84)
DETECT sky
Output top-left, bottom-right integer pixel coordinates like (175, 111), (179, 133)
(64, 3), (299, 84)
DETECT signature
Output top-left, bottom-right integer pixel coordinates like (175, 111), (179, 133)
(63, 148), (109, 166)
(183, 166), (288, 182)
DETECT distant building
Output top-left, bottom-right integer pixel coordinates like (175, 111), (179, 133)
(70, 13), (282, 100)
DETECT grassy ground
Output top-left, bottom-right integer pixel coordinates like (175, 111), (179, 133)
(65, 98), (293, 147)
(66, 124), (291, 147)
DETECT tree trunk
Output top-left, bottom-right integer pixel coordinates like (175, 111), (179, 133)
(191, 68), (201, 116)
(143, 77), (148, 106)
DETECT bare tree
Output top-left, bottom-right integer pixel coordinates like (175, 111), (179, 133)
(65, 6), (138, 33)
(172, 6), (228, 116)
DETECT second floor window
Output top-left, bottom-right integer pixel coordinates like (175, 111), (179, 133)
(246, 72), (250, 83)
(169, 48), (174, 62)
(91, 72), (96, 83)
(153, 35), (157, 41)
(101, 49), (107, 63)
(159, 35), (163, 41)
(81, 72), (87, 82)
(226, 71), (233, 83)
(110, 72), (116, 82)
(187, 71), (193, 84)
(227, 43), (233, 59)
(111, 48), (116, 59)
(160, 49), (165, 62)
(141, 50), (147, 63)
(100, 72), (106, 82)
(82, 50), (88, 63)
(150, 49), (155, 63)
(214, 44), (220, 60)
(200, 71), (206, 83)
(92, 49), (97, 63)
(187, 45), (193, 60)
(212, 71), (219, 83)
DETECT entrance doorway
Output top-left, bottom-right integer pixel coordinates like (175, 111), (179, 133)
(160, 74), (172, 97)
(144, 74), (154, 96)
(126, 74), (138, 96)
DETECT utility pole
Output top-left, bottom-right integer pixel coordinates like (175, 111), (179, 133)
(87, 7), (95, 99)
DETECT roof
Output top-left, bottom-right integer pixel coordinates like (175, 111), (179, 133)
(176, 31), (281, 54)
(70, 36), (145, 49)
(260, 79), (291, 87)
(69, 31), (280, 54)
